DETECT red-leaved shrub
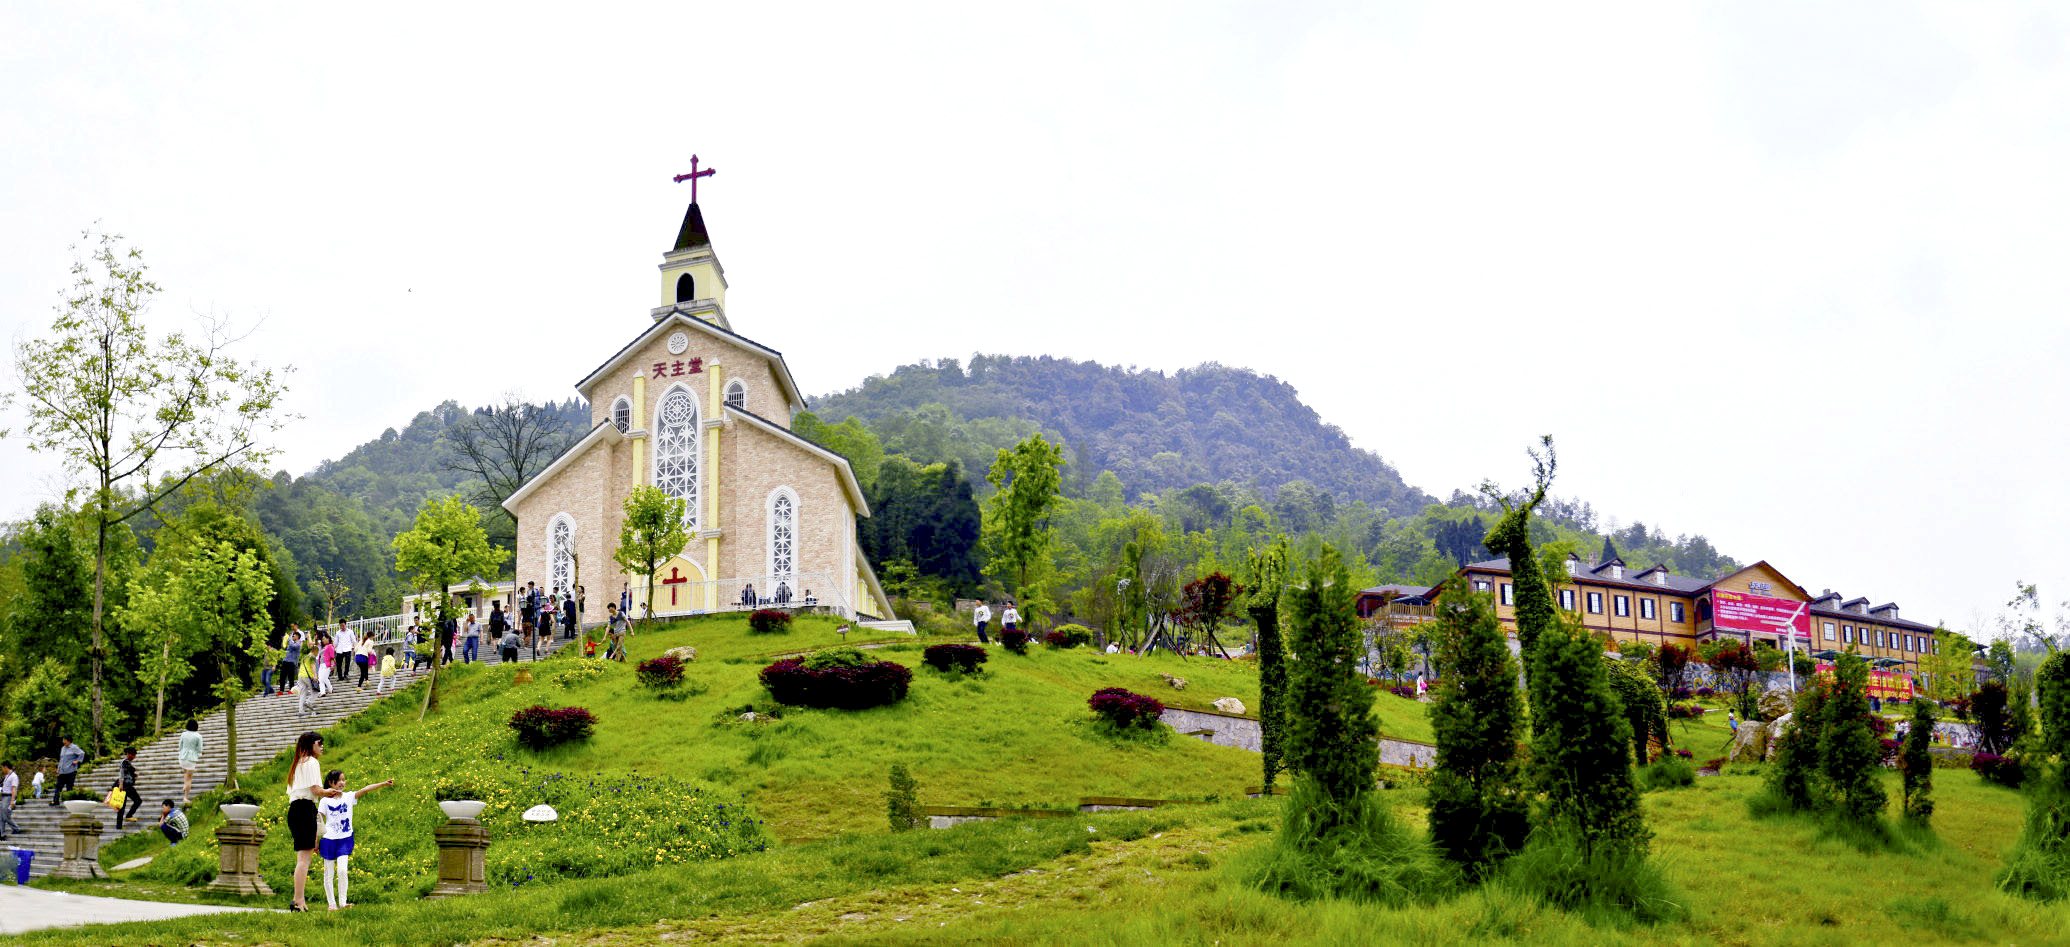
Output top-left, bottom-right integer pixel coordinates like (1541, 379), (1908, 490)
(759, 658), (911, 709)
(1088, 687), (1164, 730)
(1972, 752), (2024, 788)
(923, 643), (987, 673)
(509, 705), (597, 750)
(1000, 628), (1031, 655)
(636, 655), (686, 689)
(748, 609), (793, 634)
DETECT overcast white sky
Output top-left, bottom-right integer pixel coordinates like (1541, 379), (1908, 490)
(3, 3), (2065, 634)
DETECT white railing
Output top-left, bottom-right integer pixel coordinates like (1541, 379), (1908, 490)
(627, 573), (859, 619)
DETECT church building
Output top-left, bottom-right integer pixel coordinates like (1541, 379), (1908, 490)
(502, 197), (896, 623)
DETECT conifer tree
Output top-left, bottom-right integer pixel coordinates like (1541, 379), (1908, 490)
(1901, 697), (1935, 823)
(1244, 537), (1292, 791)
(1999, 651), (2070, 900)
(1767, 684), (1828, 812)
(1427, 582), (1527, 879)
(1480, 436), (1557, 727)
(1282, 548), (1377, 819)
(1532, 614), (1650, 856)
(1821, 653), (1887, 825)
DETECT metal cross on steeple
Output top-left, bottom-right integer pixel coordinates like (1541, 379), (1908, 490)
(672, 155), (717, 203)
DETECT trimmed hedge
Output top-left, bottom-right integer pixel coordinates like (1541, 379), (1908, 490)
(760, 655), (912, 709)
(509, 705), (597, 750)
(1045, 625), (1094, 649)
(1972, 752), (2025, 788)
(636, 655), (686, 689)
(1000, 628), (1032, 655)
(1089, 687), (1164, 730)
(748, 609), (794, 634)
(923, 643), (988, 673)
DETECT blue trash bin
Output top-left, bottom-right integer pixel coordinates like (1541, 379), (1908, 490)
(10, 848), (30, 885)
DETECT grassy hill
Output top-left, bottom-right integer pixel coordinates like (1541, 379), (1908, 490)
(34, 615), (2068, 945)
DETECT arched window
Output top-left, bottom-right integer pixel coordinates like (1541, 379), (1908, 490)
(675, 273), (696, 303)
(610, 396), (631, 434)
(653, 387), (700, 530)
(548, 513), (576, 597)
(724, 379), (746, 411)
(767, 488), (797, 604)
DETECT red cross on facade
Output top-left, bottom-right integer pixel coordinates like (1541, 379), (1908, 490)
(672, 154), (716, 203)
(661, 566), (690, 605)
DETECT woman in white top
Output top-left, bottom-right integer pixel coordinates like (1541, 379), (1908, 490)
(285, 731), (341, 912)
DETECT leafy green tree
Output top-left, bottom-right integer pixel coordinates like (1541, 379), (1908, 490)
(795, 411), (887, 492)
(0, 508), (95, 697)
(863, 457), (981, 594)
(1709, 641), (1763, 720)
(1607, 657), (1668, 765)
(1974, 680), (2017, 755)
(614, 485), (691, 626)
(3, 232), (286, 754)
(1901, 698), (1935, 823)
(446, 392), (574, 533)
(118, 572), (203, 740)
(1427, 583), (1527, 880)
(2000, 651), (2070, 900)
(1922, 628), (1976, 703)
(1821, 653), (1886, 825)
(1, 658), (94, 762)
(148, 537), (276, 785)
(393, 495), (507, 718)
(1243, 537), (1290, 790)
(982, 433), (1065, 616)
(1282, 548), (1377, 821)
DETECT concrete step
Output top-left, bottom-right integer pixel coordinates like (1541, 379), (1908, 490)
(11, 637), (573, 875)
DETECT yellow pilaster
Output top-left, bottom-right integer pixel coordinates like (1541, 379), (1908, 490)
(631, 372), (648, 485)
(704, 363), (724, 611)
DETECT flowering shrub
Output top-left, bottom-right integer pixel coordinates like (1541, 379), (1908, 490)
(923, 643), (988, 673)
(1671, 686), (1695, 700)
(760, 655), (912, 709)
(1386, 684), (1417, 699)
(509, 705), (598, 750)
(1000, 628), (1031, 655)
(1878, 737), (1903, 767)
(1694, 686), (1716, 698)
(552, 663), (610, 689)
(1674, 748), (1694, 760)
(748, 609), (793, 634)
(1972, 752), (2025, 788)
(1045, 625), (1094, 649)
(636, 655), (686, 689)
(1088, 687), (1165, 730)
(1666, 704), (1706, 719)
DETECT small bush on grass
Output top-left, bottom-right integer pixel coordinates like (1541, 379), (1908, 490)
(1000, 628), (1031, 655)
(1638, 758), (1696, 792)
(886, 763), (921, 832)
(1088, 687), (1164, 730)
(760, 653), (912, 709)
(510, 705), (598, 750)
(922, 643), (987, 673)
(748, 609), (793, 634)
(1973, 752), (2025, 788)
(1666, 704), (1705, 719)
(1044, 624), (1093, 649)
(433, 779), (485, 802)
(1500, 824), (1686, 925)
(636, 655), (686, 689)
(1245, 777), (1440, 905)
(218, 788), (262, 806)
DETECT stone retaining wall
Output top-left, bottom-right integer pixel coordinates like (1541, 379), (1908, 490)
(1158, 706), (1435, 767)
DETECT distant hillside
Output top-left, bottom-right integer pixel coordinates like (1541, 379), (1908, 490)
(810, 356), (1435, 516)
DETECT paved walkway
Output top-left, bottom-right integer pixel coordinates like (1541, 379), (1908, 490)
(0, 884), (274, 934)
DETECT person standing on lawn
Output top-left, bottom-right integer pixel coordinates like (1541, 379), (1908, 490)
(319, 768), (394, 911)
(605, 602), (631, 661)
(50, 736), (84, 805)
(285, 732), (339, 913)
(972, 601), (992, 644)
(178, 719), (204, 802)
(1001, 600), (1021, 638)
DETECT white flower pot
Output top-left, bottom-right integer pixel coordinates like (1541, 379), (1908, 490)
(438, 800), (487, 821)
(62, 800), (101, 816)
(220, 803), (261, 821)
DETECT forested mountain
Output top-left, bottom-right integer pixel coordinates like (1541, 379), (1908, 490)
(809, 356), (1435, 518)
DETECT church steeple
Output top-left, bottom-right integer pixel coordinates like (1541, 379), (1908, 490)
(656, 155), (730, 329)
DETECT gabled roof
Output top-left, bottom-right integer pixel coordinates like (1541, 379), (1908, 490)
(1460, 556), (1710, 594)
(1841, 596), (1870, 609)
(1709, 561), (1814, 601)
(502, 421), (620, 512)
(574, 309), (806, 411)
(726, 406), (871, 516)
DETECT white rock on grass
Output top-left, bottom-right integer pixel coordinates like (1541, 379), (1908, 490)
(522, 804), (558, 823)
(1212, 697), (1247, 715)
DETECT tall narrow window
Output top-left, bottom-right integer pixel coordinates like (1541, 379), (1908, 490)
(1670, 602), (1685, 623)
(548, 514), (575, 597)
(611, 397), (631, 434)
(725, 379), (746, 411)
(676, 273), (696, 303)
(1614, 595), (1630, 617)
(654, 387), (700, 530)
(767, 488), (797, 603)
(1559, 589), (1576, 611)
(1500, 583), (1513, 606)
(1587, 592), (1603, 614)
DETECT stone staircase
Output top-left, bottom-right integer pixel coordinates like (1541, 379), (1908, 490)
(6, 634), (574, 877)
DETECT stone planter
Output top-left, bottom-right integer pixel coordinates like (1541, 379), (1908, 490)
(219, 803), (261, 821)
(51, 812), (108, 880)
(429, 818), (490, 897)
(206, 819), (273, 896)
(61, 800), (100, 816)
(438, 800), (487, 821)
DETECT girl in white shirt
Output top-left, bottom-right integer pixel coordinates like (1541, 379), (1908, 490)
(285, 732), (340, 912)
(318, 769), (394, 910)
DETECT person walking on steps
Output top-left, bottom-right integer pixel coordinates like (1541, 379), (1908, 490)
(332, 623), (356, 684)
(278, 627), (304, 698)
(178, 719), (204, 802)
(114, 747), (142, 829)
(377, 647), (398, 692)
(285, 732), (338, 913)
(488, 602), (510, 659)
(972, 601), (992, 644)
(50, 736), (83, 805)
(0, 761), (22, 840)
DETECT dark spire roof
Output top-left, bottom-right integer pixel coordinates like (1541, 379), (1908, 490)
(1599, 536), (1618, 564)
(673, 202), (712, 252)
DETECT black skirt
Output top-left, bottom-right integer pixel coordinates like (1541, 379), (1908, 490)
(287, 798), (319, 851)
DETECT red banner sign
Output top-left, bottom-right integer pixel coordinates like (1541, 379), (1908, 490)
(1713, 589), (1810, 640)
